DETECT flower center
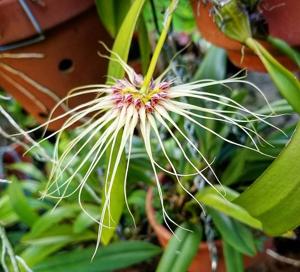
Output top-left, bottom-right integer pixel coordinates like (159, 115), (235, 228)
(111, 79), (170, 112)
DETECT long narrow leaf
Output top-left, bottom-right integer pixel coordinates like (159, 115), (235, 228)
(8, 179), (39, 227)
(33, 241), (161, 272)
(194, 186), (262, 229)
(223, 241), (244, 272)
(208, 208), (256, 256)
(246, 38), (300, 113)
(101, 0), (146, 245)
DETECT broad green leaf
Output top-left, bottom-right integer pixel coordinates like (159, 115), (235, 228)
(171, 225), (202, 272)
(128, 189), (146, 207)
(194, 186), (262, 229)
(172, 0), (196, 32)
(95, 0), (131, 38)
(208, 208), (256, 256)
(256, 99), (294, 116)
(235, 122), (300, 235)
(101, 0), (146, 245)
(33, 241), (161, 272)
(106, 0), (146, 81)
(101, 132), (126, 245)
(223, 241), (244, 272)
(95, 1), (116, 37)
(8, 179), (39, 227)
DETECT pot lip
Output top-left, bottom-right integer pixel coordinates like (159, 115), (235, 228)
(192, 0), (300, 51)
(0, 0), (94, 46)
(146, 187), (222, 250)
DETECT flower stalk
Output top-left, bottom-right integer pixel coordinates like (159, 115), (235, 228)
(141, 0), (178, 94)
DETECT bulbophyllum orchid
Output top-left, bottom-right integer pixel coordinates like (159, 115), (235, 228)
(7, 0), (283, 256)
(36, 58), (282, 254)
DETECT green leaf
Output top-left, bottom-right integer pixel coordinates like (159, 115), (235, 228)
(73, 205), (99, 234)
(267, 36), (300, 68)
(0, 195), (18, 226)
(191, 46), (227, 155)
(193, 46), (227, 83)
(235, 122), (300, 235)
(101, 0), (146, 245)
(156, 223), (202, 272)
(8, 179), (39, 227)
(194, 186), (262, 229)
(33, 241), (161, 272)
(95, 0), (131, 38)
(208, 208), (256, 256)
(21, 243), (66, 269)
(106, 0), (146, 81)
(246, 38), (300, 113)
(20, 227), (96, 268)
(221, 149), (248, 186)
(95, 1), (117, 37)
(22, 225), (96, 246)
(8, 162), (45, 181)
(101, 132), (126, 245)
(26, 206), (79, 239)
(137, 16), (151, 74)
(223, 241), (244, 272)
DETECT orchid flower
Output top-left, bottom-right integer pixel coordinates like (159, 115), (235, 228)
(32, 53), (283, 251)
(3, 0), (283, 255)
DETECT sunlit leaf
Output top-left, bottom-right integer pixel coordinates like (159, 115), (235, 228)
(235, 122), (300, 235)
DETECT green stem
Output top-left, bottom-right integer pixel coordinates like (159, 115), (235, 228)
(0, 225), (20, 272)
(141, 0), (178, 94)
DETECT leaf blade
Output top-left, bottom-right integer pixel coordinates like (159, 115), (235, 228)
(235, 122), (300, 235)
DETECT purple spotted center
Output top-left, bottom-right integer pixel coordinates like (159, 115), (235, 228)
(111, 79), (170, 112)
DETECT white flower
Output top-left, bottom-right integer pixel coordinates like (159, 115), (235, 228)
(34, 56), (282, 249)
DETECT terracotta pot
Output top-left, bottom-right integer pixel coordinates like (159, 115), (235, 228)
(0, 0), (113, 130)
(146, 188), (226, 271)
(191, 0), (299, 72)
(146, 188), (270, 271)
(260, 0), (300, 46)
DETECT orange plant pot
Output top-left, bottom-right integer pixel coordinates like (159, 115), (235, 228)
(191, 0), (299, 73)
(146, 188), (267, 272)
(146, 188), (226, 271)
(0, 0), (113, 130)
(260, 0), (300, 46)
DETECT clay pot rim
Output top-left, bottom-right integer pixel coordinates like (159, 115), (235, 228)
(191, 0), (297, 53)
(0, 0), (94, 45)
(191, 0), (299, 72)
(146, 187), (222, 250)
